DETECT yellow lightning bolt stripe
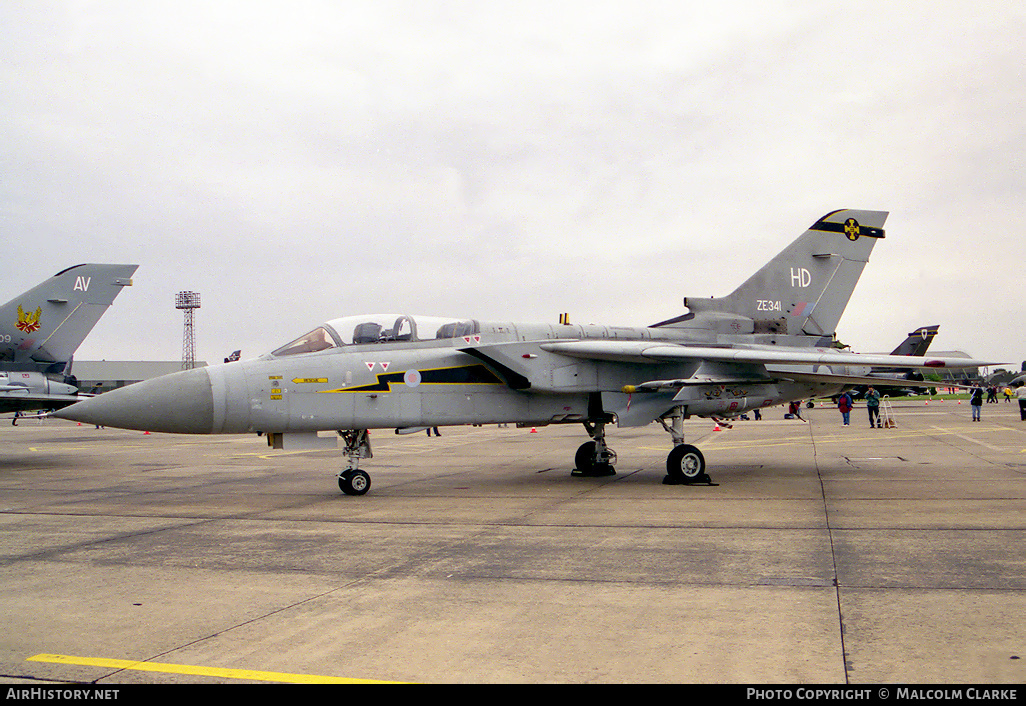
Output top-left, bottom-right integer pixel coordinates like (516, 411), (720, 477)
(27, 653), (402, 684)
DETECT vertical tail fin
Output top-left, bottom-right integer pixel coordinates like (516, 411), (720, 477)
(866, 324), (939, 375)
(0, 264), (138, 366)
(682, 209), (887, 337)
(889, 325), (939, 357)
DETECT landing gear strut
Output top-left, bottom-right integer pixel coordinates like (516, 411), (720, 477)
(572, 420), (617, 477)
(659, 406), (714, 485)
(337, 429), (373, 496)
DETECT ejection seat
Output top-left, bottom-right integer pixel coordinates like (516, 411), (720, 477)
(352, 322), (383, 344)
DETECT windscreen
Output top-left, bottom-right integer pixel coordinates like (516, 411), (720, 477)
(271, 327), (338, 357)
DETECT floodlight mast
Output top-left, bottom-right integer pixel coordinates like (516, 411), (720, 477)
(175, 291), (201, 370)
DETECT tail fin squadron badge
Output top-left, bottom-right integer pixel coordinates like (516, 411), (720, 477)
(16, 305), (41, 333)
(844, 218), (860, 241)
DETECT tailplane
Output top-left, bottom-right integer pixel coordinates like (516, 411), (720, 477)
(661, 209), (887, 337)
(0, 264), (138, 367)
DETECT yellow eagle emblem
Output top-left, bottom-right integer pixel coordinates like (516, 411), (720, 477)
(16, 305), (42, 334)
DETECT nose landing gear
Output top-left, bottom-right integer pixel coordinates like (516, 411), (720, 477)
(337, 429), (373, 495)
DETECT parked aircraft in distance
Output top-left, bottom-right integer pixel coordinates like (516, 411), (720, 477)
(1, 264), (137, 414)
(55, 211), (996, 494)
(844, 324), (939, 398)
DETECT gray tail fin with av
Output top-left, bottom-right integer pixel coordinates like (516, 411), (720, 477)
(668, 209), (888, 338)
(0, 264), (138, 369)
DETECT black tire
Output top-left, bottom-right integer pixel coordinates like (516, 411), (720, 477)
(339, 470), (371, 496)
(666, 444), (705, 481)
(574, 441), (596, 474)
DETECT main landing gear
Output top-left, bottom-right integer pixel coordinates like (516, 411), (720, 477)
(573, 421), (617, 477)
(571, 406), (715, 486)
(337, 429), (372, 496)
(658, 406), (713, 485)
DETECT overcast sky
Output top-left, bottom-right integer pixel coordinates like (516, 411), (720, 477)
(3, 1), (1024, 369)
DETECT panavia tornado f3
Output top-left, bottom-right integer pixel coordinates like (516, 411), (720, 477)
(55, 210), (996, 494)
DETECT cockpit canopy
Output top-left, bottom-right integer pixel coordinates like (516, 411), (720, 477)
(270, 327), (337, 357)
(269, 314), (479, 358)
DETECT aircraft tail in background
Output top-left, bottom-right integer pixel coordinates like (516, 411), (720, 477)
(888, 325), (939, 357)
(0, 264), (138, 368)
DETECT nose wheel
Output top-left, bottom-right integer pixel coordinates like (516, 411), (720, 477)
(337, 429), (373, 496)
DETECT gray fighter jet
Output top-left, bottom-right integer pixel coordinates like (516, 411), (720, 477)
(1, 264), (137, 414)
(54, 211), (995, 494)
(850, 324), (941, 395)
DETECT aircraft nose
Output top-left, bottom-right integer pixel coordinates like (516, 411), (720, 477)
(54, 367), (215, 434)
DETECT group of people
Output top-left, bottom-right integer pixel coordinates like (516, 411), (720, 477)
(977, 384), (1026, 422)
(835, 384), (1026, 425)
(835, 387), (883, 428)
(985, 385), (1016, 403)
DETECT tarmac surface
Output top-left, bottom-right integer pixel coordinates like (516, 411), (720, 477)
(1, 399), (1024, 684)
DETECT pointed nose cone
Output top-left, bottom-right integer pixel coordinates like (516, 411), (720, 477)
(55, 367), (215, 434)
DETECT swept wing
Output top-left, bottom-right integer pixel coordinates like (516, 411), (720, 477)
(538, 340), (996, 370)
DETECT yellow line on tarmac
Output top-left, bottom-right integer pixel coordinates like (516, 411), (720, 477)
(27, 653), (400, 684)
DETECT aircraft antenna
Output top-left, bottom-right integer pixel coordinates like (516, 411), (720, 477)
(175, 291), (201, 370)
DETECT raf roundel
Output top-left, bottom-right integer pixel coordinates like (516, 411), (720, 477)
(404, 369), (422, 388)
(844, 218), (860, 241)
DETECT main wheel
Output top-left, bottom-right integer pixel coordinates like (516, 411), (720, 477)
(574, 441), (596, 474)
(572, 441), (615, 476)
(666, 444), (706, 481)
(338, 470), (371, 496)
